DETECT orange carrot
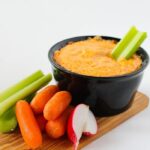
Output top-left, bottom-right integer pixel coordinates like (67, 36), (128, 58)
(16, 100), (42, 149)
(36, 114), (47, 132)
(45, 106), (73, 139)
(44, 91), (72, 120)
(31, 85), (59, 114)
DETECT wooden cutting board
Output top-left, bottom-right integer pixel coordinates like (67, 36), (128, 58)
(0, 92), (149, 150)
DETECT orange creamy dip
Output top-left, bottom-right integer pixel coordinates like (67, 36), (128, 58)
(54, 37), (142, 77)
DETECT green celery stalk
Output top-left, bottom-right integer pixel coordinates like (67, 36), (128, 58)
(0, 70), (44, 102)
(0, 70), (41, 133)
(111, 26), (138, 60)
(0, 107), (17, 133)
(0, 93), (36, 133)
(118, 31), (147, 60)
(0, 74), (52, 116)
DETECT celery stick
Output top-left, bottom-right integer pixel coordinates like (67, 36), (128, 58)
(0, 107), (17, 133)
(0, 93), (36, 133)
(111, 26), (138, 60)
(0, 70), (44, 102)
(0, 74), (52, 116)
(118, 32), (147, 60)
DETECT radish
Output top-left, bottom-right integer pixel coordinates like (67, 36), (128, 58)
(67, 104), (89, 150)
(83, 110), (97, 136)
(67, 104), (98, 150)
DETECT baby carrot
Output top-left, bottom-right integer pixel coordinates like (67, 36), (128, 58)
(31, 85), (59, 114)
(16, 100), (42, 149)
(36, 114), (47, 132)
(45, 106), (73, 139)
(44, 91), (72, 120)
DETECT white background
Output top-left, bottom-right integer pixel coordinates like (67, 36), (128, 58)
(0, 0), (150, 150)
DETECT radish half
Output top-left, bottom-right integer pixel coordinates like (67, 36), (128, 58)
(67, 104), (89, 150)
(83, 110), (97, 136)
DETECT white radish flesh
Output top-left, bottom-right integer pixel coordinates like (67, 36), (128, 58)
(67, 104), (89, 149)
(83, 110), (97, 136)
(67, 104), (98, 150)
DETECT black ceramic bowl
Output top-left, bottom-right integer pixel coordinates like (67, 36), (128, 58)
(48, 36), (149, 116)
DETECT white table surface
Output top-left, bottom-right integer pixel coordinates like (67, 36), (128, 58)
(0, 0), (150, 150)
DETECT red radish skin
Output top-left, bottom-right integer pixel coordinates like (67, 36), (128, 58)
(83, 110), (98, 136)
(67, 109), (77, 145)
(83, 132), (93, 137)
(67, 104), (89, 150)
(67, 109), (79, 150)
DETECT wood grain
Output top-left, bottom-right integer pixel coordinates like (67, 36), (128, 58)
(0, 92), (149, 150)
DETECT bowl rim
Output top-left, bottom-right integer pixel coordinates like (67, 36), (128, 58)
(48, 35), (149, 79)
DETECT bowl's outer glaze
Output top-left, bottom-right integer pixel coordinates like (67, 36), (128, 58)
(48, 36), (149, 116)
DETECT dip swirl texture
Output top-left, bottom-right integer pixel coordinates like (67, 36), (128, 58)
(54, 37), (142, 77)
